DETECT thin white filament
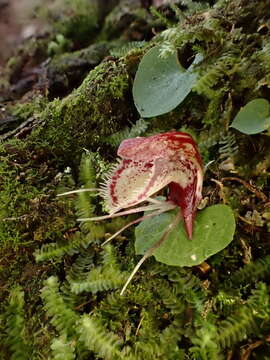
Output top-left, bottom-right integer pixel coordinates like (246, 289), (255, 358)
(57, 188), (99, 197)
(101, 205), (177, 246)
(78, 201), (176, 222)
(146, 197), (167, 205)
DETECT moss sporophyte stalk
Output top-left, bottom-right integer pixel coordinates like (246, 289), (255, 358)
(59, 131), (203, 293)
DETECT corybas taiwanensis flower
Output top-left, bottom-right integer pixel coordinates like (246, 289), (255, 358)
(59, 131), (203, 294)
(100, 131), (203, 239)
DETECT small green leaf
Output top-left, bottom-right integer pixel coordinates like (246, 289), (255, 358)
(132, 45), (202, 118)
(135, 205), (235, 266)
(230, 98), (270, 134)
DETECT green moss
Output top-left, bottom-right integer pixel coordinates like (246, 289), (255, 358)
(0, 139), (76, 249)
(47, 42), (109, 74)
(5, 38), (49, 84)
(0, 143), (40, 247)
(2, 0), (270, 359)
(10, 96), (48, 122)
(30, 59), (132, 165)
(39, 0), (99, 47)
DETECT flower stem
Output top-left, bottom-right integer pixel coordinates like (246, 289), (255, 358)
(120, 210), (182, 296)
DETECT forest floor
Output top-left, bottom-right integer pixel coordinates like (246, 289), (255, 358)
(0, 1), (270, 359)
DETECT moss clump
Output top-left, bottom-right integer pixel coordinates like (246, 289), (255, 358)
(44, 42), (110, 98)
(0, 142), (41, 247)
(30, 59), (133, 165)
(38, 0), (99, 47)
(0, 140), (76, 249)
(10, 95), (48, 122)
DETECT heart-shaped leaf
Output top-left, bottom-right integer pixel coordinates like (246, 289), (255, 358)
(135, 204), (235, 266)
(230, 98), (270, 134)
(132, 45), (202, 118)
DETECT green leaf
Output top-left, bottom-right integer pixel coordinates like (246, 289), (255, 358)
(230, 98), (270, 134)
(135, 205), (235, 266)
(132, 45), (202, 118)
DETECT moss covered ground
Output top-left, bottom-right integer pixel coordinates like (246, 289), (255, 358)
(1, 0), (270, 359)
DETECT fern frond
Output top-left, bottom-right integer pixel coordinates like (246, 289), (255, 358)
(110, 41), (146, 58)
(106, 118), (149, 147)
(150, 6), (173, 27)
(157, 280), (186, 315)
(125, 309), (184, 360)
(50, 335), (76, 360)
(102, 244), (118, 267)
(216, 283), (270, 349)
(70, 267), (125, 294)
(217, 310), (258, 349)
(161, 27), (179, 41)
(41, 276), (79, 337)
(152, 265), (206, 314)
(70, 245), (126, 294)
(223, 255), (270, 288)
(159, 41), (177, 58)
(219, 133), (238, 159)
(133, 340), (161, 360)
(34, 231), (101, 261)
(4, 286), (31, 360)
(78, 315), (123, 360)
(66, 248), (95, 283)
(158, 322), (185, 359)
(190, 321), (222, 360)
(76, 153), (107, 235)
(245, 282), (270, 319)
(76, 193), (105, 235)
(194, 53), (239, 98)
(79, 152), (96, 188)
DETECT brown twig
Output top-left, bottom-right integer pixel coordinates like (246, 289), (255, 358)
(240, 335), (270, 360)
(221, 177), (269, 203)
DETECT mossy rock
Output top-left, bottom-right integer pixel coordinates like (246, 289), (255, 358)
(29, 58), (134, 166)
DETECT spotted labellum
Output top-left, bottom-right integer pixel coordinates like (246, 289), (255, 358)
(100, 131), (203, 239)
(59, 131), (203, 294)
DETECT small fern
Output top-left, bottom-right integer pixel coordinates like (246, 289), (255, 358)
(152, 265), (206, 314)
(216, 283), (270, 349)
(217, 310), (258, 349)
(223, 255), (270, 288)
(69, 245), (127, 294)
(150, 6), (173, 27)
(3, 286), (31, 360)
(41, 276), (79, 338)
(218, 133), (238, 160)
(35, 154), (106, 262)
(34, 231), (99, 261)
(78, 315), (124, 360)
(66, 248), (95, 284)
(50, 335), (76, 360)
(194, 52), (239, 98)
(110, 41), (146, 58)
(158, 322), (185, 359)
(190, 321), (222, 360)
(70, 267), (125, 294)
(76, 153), (105, 235)
(105, 118), (149, 147)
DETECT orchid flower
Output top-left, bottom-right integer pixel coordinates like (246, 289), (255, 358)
(59, 131), (203, 294)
